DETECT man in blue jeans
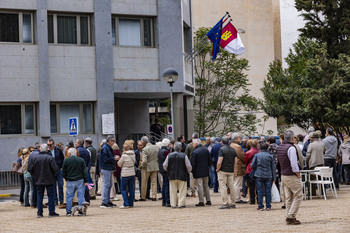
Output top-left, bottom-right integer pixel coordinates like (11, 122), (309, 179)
(28, 144), (59, 218)
(100, 135), (120, 208)
(47, 138), (65, 207)
(62, 147), (89, 216)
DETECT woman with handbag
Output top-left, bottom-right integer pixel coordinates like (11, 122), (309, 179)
(22, 148), (34, 207)
(244, 139), (259, 205)
(118, 140), (136, 208)
(251, 141), (276, 211)
(16, 147), (25, 206)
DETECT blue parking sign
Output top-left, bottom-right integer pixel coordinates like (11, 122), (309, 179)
(69, 117), (78, 136)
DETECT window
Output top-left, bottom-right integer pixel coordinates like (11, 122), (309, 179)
(50, 103), (93, 134)
(112, 16), (153, 47)
(48, 13), (90, 45)
(0, 104), (35, 135)
(0, 12), (33, 43)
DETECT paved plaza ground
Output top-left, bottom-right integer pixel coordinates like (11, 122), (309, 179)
(0, 185), (349, 233)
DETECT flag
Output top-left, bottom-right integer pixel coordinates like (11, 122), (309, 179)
(220, 22), (245, 55)
(206, 16), (224, 61)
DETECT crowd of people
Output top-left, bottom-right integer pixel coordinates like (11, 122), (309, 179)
(13, 127), (350, 225)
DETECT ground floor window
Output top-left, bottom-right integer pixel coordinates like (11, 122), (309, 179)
(50, 103), (93, 134)
(0, 104), (35, 135)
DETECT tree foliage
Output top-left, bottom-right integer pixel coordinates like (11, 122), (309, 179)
(194, 27), (260, 137)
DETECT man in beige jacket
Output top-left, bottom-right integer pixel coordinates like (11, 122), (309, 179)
(140, 136), (160, 201)
(306, 132), (325, 196)
(230, 133), (247, 204)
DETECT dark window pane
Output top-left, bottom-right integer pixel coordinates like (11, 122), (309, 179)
(143, 19), (151, 46)
(0, 13), (19, 42)
(48, 15), (54, 43)
(0, 106), (21, 134)
(112, 18), (116, 45)
(82, 104), (92, 133)
(50, 105), (57, 133)
(57, 15), (77, 44)
(25, 105), (34, 134)
(23, 14), (32, 43)
(80, 16), (88, 44)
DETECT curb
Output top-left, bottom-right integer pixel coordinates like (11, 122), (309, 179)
(0, 194), (12, 197)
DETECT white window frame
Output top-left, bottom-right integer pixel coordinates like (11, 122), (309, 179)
(50, 102), (94, 135)
(0, 103), (36, 136)
(48, 13), (91, 45)
(0, 11), (34, 44)
(113, 16), (154, 47)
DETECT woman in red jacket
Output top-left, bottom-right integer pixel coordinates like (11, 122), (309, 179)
(245, 139), (259, 204)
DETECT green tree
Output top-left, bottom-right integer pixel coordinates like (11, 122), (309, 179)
(295, 0), (350, 58)
(194, 27), (260, 137)
(262, 37), (350, 136)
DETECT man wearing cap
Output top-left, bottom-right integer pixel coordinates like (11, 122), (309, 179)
(158, 138), (171, 207)
(306, 132), (325, 196)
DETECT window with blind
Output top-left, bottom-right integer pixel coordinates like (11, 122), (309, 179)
(48, 13), (90, 45)
(112, 16), (153, 47)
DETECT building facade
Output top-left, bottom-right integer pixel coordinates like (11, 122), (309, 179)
(0, 0), (194, 172)
(191, 0), (280, 135)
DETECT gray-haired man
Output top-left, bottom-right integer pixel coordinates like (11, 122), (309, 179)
(163, 142), (192, 208)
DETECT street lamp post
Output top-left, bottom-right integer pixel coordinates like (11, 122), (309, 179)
(162, 68), (178, 139)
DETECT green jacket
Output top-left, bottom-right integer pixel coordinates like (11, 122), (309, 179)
(62, 155), (88, 182)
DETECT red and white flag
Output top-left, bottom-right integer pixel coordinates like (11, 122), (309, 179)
(220, 22), (245, 55)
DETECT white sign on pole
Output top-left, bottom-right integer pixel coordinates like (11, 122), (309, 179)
(102, 113), (115, 135)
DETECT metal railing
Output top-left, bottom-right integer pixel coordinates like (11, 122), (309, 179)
(0, 171), (21, 189)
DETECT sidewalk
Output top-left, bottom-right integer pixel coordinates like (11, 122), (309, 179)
(0, 188), (20, 196)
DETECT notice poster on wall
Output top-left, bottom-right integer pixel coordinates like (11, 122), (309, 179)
(102, 113), (115, 135)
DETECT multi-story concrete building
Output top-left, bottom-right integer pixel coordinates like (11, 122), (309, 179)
(191, 0), (280, 135)
(0, 0), (194, 172)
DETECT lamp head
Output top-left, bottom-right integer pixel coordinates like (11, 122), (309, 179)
(162, 68), (178, 86)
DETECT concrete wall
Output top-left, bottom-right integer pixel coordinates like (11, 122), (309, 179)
(0, 0), (36, 9)
(113, 47), (159, 80)
(49, 46), (96, 101)
(47, 0), (94, 12)
(0, 45), (39, 101)
(111, 0), (157, 16)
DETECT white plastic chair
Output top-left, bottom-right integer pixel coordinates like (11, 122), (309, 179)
(309, 167), (338, 200)
(300, 171), (309, 200)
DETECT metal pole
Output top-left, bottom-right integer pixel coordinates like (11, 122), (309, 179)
(170, 86), (174, 140)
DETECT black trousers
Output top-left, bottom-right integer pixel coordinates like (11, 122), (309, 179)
(245, 174), (256, 203)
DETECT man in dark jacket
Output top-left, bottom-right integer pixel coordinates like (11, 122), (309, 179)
(191, 139), (211, 206)
(28, 144), (59, 218)
(28, 142), (41, 208)
(85, 137), (97, 200)
(76, 138), (91, 203)
(158, 138), (170, 207)
(100, 135), (119, 208)
(47, 138), (64, 206)
(62, 147), (89, 216)
(210, 137), (222, 193)
(163, 142), (192, 208)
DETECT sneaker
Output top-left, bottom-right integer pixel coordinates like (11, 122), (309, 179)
(179, 206), (186, 209)
(66, 212), (72, 217)
(37, 214), (43, 218)
(266, 208), (271, 211)
(286, 217), (301, 225)
(100, 203), (111, 208)
(257, 208), (264, 211)
(281, 205), (286, 209)
(195, 202), (205, 207)
(230, 204), (236, 209)
(218, 204), (230, 209)
(108, 202), (117, 207)
(119, 205), (129, 209)
(111, 197), (120, 201)
(48, 212), (59, 217)
(205, 201), (212, 206)
(235, 200), (248, 204)
(166, 204), (171, 207)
